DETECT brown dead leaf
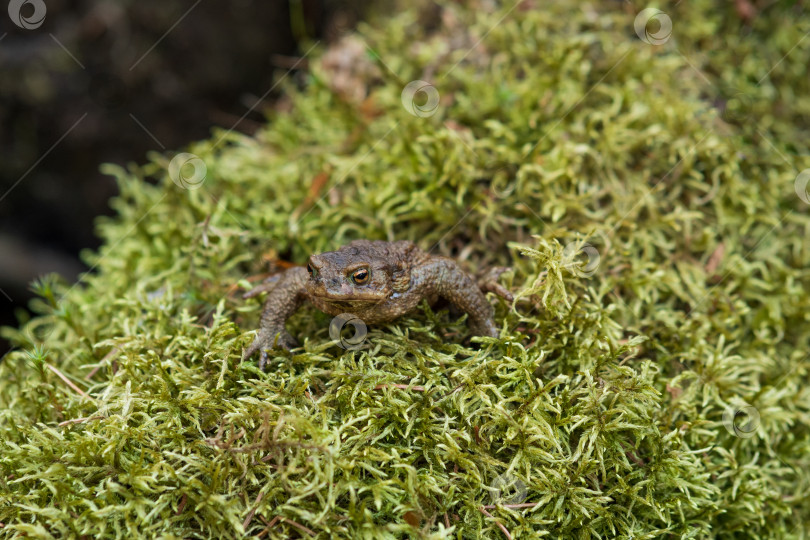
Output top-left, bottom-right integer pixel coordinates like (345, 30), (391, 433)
(403, 511), (421, 527)
(666, 384), (683, 400)
(304, 170), (331, 206)
(359, 95), (384, 120)
(705, 243), (725, 276)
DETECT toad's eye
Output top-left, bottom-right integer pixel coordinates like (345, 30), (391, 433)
(307, 264), (317, 278)
(351, 268), (370, 285)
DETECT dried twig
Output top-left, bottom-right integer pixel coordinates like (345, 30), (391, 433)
(257, 516), (280, 539)
(85, 347), (120, 380)
(242, 491), (264, 529)
(618, 441), (646, 467)
(46, 364), (94, 402)
(58, 415), (105, 427)
(176, 494), (187, 515)
(435, 383), (465, 403)
(374, 384), (426, 391)
(278, 516), (315, 537)
(481, 503), (539, 509)
(478, 507), (512, 539)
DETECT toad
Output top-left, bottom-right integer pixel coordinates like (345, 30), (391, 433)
(243, 240), (511, 369)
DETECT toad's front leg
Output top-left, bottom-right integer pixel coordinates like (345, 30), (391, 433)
(243, 266), (308, 370)
(414, 258), (499, 339)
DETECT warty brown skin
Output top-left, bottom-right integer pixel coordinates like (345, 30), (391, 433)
(243, 240), (511, 369)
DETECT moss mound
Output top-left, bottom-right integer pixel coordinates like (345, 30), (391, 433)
(2, 1), (810, 537)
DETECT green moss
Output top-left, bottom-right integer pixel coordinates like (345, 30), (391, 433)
(2, 1), (810, 538)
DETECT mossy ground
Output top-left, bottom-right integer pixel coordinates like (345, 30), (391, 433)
(2, 1), (810, 538)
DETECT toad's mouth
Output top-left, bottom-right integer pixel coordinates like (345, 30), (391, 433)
(314, 297), (386, 308)
(306, 283), (390, 305)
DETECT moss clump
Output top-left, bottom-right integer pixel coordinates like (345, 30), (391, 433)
(2, 1), (810, 538)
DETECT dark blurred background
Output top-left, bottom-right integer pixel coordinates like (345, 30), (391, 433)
(0, 0), (368, 357)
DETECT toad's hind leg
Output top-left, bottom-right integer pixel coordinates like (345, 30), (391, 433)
(415, 258), (499, 338)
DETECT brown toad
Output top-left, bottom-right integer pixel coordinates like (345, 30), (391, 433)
(243, 240), (511, 369)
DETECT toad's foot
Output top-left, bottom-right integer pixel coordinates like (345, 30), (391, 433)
(477, 266), (514, 303)
(243, 328), (299, 370)
(469, 318), (499, 339)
